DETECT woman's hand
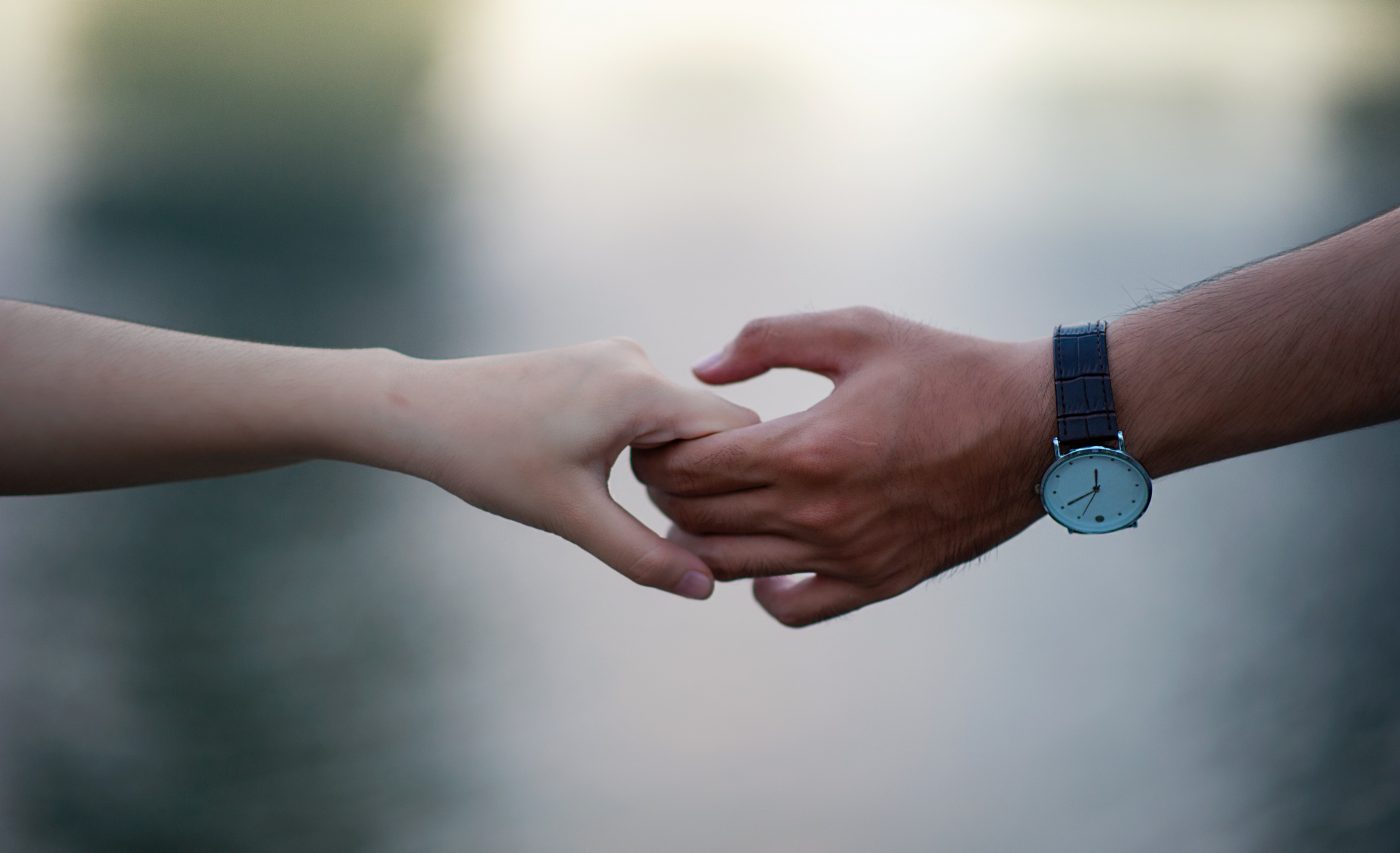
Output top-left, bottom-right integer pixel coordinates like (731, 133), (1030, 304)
(0, 301), (755, 599)
(365, 339), (759, 600)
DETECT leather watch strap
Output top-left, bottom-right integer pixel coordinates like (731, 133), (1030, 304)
(1053, 321), (1120, 450)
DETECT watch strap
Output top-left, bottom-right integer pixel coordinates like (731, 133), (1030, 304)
(1053, 321), (1119, 450)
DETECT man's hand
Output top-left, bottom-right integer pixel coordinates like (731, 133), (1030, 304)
(632, 307), (1053, 627)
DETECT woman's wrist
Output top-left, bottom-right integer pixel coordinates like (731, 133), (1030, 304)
(306, 346), (430, 473)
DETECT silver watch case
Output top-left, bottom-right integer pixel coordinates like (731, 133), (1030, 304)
(1036, 431), (1153, 534)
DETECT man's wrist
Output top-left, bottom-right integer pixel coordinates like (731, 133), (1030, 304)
(1106, 312), (1180, 477)
(999, 337), (1057, 518)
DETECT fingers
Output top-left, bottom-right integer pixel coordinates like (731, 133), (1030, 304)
(631, 423), (779, 496)
(648, 487), (789, 536)
(691, 306), (893, 385)
(667, 528), (818, 581)
(559, 483), (716, 600)
(631, 381), (759, 448)
(752, 575), (898, 628)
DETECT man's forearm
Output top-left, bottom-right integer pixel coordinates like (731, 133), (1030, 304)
(634, 210), (1400, 625)
(1109, 207), (1400, 477)
(0, 301), (398, 493)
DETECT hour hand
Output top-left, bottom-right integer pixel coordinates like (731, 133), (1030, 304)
(1065, 489), (1095, 506)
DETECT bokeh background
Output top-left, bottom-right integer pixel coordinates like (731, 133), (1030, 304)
(2, 1), (1399, 851)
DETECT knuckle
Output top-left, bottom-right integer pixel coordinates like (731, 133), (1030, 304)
(578, 340), (659, 405)
(834, 305), (900, 348)
(667, 500), (710, 533)
(623, 547), (671, 588)
(840, 308), (896, 344)
(621, 374), (669, 413)
(735, 317), (778, 352)
(639, 441), (741, 496)
(604, 335), (646, 355)
(840, 305), (886, 328)
(705, 440), (752, 474)
(712, 552), (780, 581)
(784, 428), (841, 479)
(652, 446), (731, 496)
(662, 461), (703, 496)
(783, 437), (823, 475)
(596, 338), (655, 377)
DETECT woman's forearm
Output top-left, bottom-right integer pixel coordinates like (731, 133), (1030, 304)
(0, 300), (398, 493)
(0, 300), (756, 598)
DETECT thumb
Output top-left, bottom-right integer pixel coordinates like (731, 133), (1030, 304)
(690, 307), (884, 385)
(560, 482), (717, 600)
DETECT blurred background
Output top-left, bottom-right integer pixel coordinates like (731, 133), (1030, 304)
(1, 0), (1398, 850)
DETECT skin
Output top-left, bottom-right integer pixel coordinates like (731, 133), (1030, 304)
(0, 301), (757, 600)
(634, 206), (1400, 627)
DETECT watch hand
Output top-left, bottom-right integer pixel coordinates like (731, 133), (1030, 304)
(1079, 489), (1098, 519)
(1066, 489), (1095, 506)
(1094, 468), (1099, 488)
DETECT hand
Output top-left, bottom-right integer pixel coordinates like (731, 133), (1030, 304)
(366, 338), (758, 600)
(632, 307), (1053, 625)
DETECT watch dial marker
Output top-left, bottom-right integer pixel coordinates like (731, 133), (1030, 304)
(1042, 449), (1149, 533)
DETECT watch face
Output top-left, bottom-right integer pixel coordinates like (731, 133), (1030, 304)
(1041, 447), (1151, 534)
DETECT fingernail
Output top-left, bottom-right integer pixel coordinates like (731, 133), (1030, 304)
(692, 349), (726, 373)
(674, 570), (713, 600)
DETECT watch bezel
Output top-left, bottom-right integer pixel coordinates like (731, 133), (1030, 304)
(1040, 443), (1152, 534)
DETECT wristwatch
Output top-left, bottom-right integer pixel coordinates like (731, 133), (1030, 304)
(1037, 321), (1152, 534)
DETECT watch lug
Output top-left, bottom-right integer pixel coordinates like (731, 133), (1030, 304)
(1052, 436), (1063, 459)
